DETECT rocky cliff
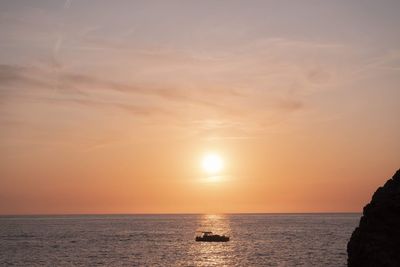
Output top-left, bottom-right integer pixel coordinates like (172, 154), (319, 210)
(347, 169), (400, 267)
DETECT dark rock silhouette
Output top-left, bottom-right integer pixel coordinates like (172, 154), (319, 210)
(347, 169), (400, 267)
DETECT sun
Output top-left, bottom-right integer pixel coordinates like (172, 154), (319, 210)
(202, 153), (224, 174)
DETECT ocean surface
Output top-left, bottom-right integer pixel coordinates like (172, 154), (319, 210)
(0, 213), (360, 266)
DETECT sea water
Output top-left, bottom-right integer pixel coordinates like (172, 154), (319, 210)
(0, 213), (359, 266)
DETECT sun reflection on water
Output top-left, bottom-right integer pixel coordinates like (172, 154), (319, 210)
(187, 214), (235, 266)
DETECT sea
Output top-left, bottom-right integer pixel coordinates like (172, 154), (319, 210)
(0, 213), (360, 266)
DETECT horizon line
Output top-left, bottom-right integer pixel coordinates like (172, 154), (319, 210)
(0, 211), (362, 217)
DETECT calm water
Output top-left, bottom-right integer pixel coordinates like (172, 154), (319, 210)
(0, 213), (359, 266)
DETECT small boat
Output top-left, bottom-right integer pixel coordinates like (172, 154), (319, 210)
(195, 231), (230, 242)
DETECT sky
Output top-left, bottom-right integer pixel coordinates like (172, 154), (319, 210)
(0, 0), (399, 214)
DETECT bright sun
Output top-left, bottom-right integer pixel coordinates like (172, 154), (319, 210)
(202, 153), (224, 174)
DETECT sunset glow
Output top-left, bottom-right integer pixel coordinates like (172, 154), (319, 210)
(0, 1), (399, 215)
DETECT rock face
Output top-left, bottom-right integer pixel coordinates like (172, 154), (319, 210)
(347, 169), (400, 267)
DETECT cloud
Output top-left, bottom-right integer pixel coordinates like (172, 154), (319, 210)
(0, 64), (245, 118)
(279, 98), (304, 111)
(2, 32), (338, 139)
(357, 50), (400, 74)
(0, 65), (55, 99)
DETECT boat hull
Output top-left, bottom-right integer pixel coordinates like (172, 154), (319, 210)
(195, 236), (230, 242)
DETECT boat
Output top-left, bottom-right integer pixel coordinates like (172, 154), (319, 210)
(195, 231), (230, 242)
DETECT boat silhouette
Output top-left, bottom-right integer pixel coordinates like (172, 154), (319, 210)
(195, 231), (230, 242)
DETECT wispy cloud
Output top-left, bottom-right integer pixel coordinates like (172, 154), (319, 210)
(0, 64), (245, 116)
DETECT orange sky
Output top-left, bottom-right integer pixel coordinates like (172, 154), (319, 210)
(0, 0), (399, 214)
